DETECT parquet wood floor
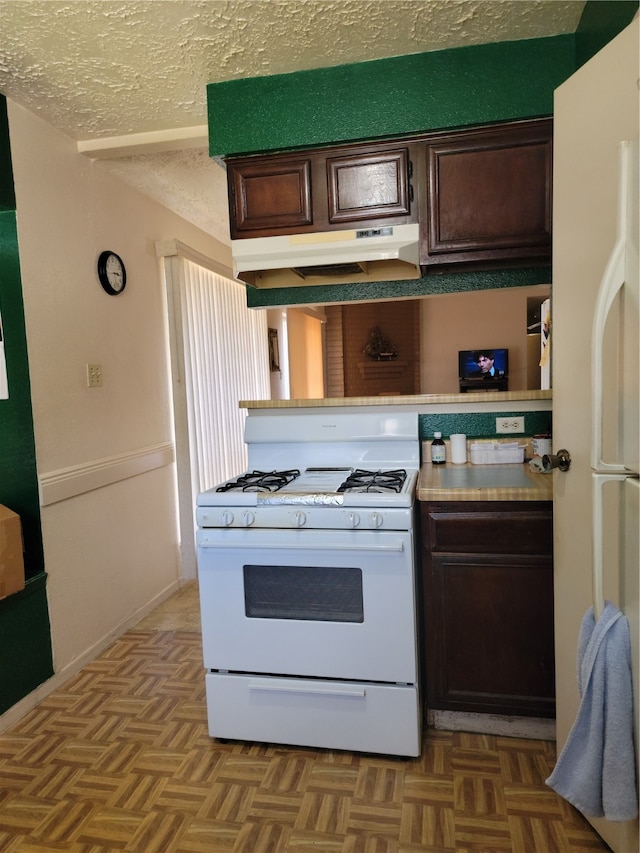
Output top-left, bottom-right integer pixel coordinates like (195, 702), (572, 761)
(0, 586), (610, 852)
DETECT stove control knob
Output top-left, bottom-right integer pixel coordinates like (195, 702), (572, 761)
(346, 512), (361, 529)
(221, 510), (234, 527)
(292, 510), (307, 527)
(241, 511), (255, 527)
(369, 512), (383, 529)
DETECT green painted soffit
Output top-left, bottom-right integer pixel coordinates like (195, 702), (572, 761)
(208, 34), (575, 157)
(246, 266), (551, 309)
(576, 0), (639, 68)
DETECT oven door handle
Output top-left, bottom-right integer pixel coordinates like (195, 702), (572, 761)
(248, 681), (366, 699)
(199, 538), (405, 552)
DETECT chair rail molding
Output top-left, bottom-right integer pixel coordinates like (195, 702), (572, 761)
(39, 442), (175, 506)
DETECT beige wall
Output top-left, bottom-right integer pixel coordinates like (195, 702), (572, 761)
(323, 287), (548, 398)
(7, 101), (232, 681)
(420, 285), (550, 394)
(287, 308), (324, 399)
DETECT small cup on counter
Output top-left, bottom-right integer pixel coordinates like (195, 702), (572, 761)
(450, 433), (468, 464)
(532, 436), (552, 457)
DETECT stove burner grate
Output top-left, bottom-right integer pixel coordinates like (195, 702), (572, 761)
(338, 469), (407, 494)
(216, 469), (300, 493)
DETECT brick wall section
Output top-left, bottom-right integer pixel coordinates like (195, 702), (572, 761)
(341, 301), (420, 397)
(324, 305), (345, 398)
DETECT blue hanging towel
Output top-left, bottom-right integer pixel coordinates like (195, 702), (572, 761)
(546, 601), (638, 821)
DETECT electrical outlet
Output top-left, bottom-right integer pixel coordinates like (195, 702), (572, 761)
(86, 363), (103, 388)
(496, 416), (524, 434)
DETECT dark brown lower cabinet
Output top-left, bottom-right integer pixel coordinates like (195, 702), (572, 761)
(420, 501), (555, 718)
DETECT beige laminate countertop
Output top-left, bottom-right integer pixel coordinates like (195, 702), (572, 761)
(241, 390), (552, 409)
(417, 461), (553, 502)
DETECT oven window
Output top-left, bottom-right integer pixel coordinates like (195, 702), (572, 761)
(243, 565), (364, 622)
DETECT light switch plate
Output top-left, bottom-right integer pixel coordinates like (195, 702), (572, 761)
(86, 363), (103, 388)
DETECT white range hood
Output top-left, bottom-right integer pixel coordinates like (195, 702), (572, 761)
(232, 223), (421, 288)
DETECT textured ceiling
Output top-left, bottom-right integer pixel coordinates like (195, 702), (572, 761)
(0, 1), (585, 243)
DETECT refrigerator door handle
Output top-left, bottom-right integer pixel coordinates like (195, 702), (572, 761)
(591, 141), (632, 473)
(592, 471), (639, 619)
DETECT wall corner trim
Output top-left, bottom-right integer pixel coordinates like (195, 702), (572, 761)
(77, 125), (209, 159)
(39, 442), (175, 506)
(155, 238), (234, 281)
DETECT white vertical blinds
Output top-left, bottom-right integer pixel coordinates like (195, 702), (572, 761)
(180, 257), (270, 493)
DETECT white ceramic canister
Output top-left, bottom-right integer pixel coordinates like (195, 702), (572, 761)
(450, 433), (468, 464)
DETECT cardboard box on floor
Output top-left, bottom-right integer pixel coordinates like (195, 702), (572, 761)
(0, 504), (25, 599)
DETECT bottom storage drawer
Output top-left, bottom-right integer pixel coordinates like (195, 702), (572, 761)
(205, 672), (421, 756)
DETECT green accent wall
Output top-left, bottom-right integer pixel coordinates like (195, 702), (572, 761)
(208, 34), (574, 157)
(0, 210), (45, 580)
(0, 94), (54, 714)
(418, 411), (552, 443)
(0, 104), (44, 580)
(0, 100), (15, 211)
(0, 574), (52, 715)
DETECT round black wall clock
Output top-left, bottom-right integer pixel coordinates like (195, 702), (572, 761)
(97, 251), (127, 295)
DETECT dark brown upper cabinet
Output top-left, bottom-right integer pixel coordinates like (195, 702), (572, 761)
(228, 155), (313, 235)
(326, 148), (412, 225)
(226, 141), (417, 240)
(420, 118), (553, 269)
(225, 119), (553, 272)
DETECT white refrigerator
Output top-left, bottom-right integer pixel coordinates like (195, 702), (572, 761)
(552, 16), (639, 853)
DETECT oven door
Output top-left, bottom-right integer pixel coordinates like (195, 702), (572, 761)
(197, 527), (417, 684)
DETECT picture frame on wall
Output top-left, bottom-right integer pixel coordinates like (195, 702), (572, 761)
(268, 328), (280, 372)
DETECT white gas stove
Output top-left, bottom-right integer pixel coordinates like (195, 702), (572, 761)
(197, 412), (419, 529)
(196, 411), (422, 757)
(197, 465), (417, 530)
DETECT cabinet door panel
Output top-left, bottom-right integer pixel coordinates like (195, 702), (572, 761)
(424, 553), (555, 716)
(421, 119), (552, 267)
(327, 149), (411, 223)
(433, 145), (549, 243)
(229, 158), (312, 235)
(420, 501), (555, 718)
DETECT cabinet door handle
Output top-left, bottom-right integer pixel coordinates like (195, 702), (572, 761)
(409, 184), (414, 204)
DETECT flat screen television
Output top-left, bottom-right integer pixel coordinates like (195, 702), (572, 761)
(458, 348), (509, 383)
